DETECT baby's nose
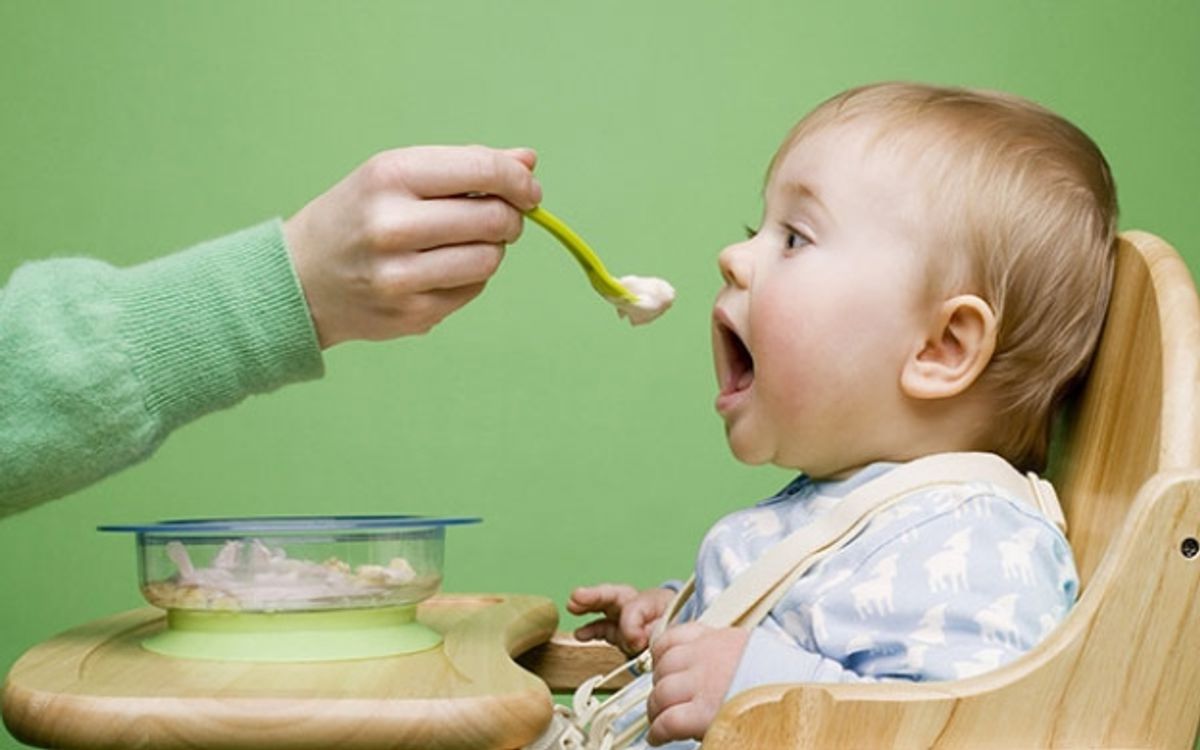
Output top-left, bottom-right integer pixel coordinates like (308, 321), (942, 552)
(718, 242), (752, 288)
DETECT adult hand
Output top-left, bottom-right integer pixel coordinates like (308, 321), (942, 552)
(568, 584), (677, 655)
(645, 622), (750, 746)
(283, 145), (542, 348)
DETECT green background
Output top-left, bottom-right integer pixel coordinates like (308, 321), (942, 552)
(2, 1), (1197, 747)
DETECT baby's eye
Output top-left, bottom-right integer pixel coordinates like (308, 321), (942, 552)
(784, 228), (813, 252)
(743, 224), (758, 239)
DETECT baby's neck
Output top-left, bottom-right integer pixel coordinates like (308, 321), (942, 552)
(800, 394), (1001, 482)
(809, 439), (996, 482)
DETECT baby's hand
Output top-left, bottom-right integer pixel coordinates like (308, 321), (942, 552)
(567, 584), (676, 656)
(645, 622), (750, 746)
(284, 145), (542, 348)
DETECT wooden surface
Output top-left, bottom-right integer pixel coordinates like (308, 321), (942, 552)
(1055, 231), (1200, 584)
(2, 594), (558, 750)
(517, 632), (631, 692)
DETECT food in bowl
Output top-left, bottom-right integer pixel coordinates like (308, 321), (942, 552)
(100, 516), (479, 613)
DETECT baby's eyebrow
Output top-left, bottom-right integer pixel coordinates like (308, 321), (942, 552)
(781, 181), (832, 224)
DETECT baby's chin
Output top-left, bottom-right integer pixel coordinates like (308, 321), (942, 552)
(724, 430), (833, 475)
(723, 428), (776, 467)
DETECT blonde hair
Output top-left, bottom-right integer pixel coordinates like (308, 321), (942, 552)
(774, 83), (1118, 471)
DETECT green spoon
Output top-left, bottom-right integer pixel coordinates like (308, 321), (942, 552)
(525, 206), (638, 303)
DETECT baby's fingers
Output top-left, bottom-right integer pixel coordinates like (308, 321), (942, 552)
(567, 583), (637, 617)
(619, 609), (656, 652)
(573, 618), (621, 645)
(646, 701), (708, 746)
(646, 659), (730, 745)
(620, 594), (671, 651)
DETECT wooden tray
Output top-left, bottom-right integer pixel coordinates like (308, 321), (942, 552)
(2, 594), (558, 749)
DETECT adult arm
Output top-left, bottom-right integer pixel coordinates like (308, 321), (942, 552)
(0, 145), (541, 516)
(0, 220), (322, 516)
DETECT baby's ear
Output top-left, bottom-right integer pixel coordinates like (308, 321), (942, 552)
(900, 295), (997, 400)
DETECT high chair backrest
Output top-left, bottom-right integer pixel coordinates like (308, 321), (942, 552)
(702, 230), (1200, 749)
(1052, 231), (1200, 585)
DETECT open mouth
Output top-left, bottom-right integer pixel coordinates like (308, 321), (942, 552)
(714, 313), (755, 398)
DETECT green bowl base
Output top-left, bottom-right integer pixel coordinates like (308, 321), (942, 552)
(143, 604), (442, 662)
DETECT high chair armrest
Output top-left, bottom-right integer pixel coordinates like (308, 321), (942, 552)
(704, 680), (958, 749)
(517, 632), (633, 691)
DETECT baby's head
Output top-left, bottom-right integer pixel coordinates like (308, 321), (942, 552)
(712, 82), (1116, 476)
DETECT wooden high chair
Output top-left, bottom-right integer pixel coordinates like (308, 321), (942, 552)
(522, 231), (1200, 749)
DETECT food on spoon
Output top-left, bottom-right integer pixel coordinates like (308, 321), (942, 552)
(611, 275), (676, 326)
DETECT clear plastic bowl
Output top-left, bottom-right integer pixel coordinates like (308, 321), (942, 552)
(99, 516), (480, 614)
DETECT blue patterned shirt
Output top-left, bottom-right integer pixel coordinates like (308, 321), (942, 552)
(624, 461), (1078, 750)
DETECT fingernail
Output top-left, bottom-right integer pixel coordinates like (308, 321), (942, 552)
(505, 146), (537, 165)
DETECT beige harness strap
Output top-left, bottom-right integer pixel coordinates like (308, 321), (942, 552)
(701, 451), (1062, 630)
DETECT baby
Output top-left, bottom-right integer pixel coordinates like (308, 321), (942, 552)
(568, 82), (1117, 748)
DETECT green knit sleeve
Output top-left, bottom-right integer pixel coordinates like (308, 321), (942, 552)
(0, 220), (324, 516)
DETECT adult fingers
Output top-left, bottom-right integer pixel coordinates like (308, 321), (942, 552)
(353, 282), (487, 339)
(374, 243), (505, 295)
(369, 146), (542, 210)
(369, 196), (525, 252)
(504, 147), (538, 170)
(416, 284), (489, 332)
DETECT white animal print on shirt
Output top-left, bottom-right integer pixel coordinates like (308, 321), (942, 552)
(977, 594), (1021, 646)
(718, 546), (746, 577)
(811, 568), (853, 598)
(906, 643), (929, 671)
(930, 486), (965, 513)
(925, 528), (972, 593)
(875, 502), (924, 528)
(747, 509), (783, 539)
(1038, 604), (1069, 642)
(911, 603), (948, 645)
(999, 527), (1042, 586)
(851, 555), (898, 618)
(953, 648), (1006, 678)
(1038, 613), (1059, 641)
(778, 610), (814, 649)
(953, 493), (995, 522)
